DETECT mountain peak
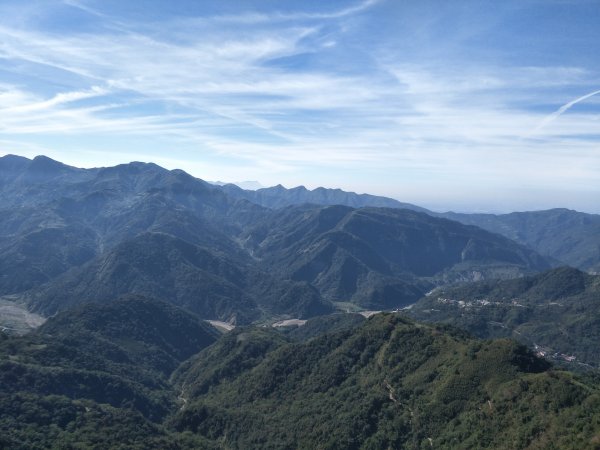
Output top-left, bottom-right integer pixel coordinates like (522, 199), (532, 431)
(226, 182), (428, 212)
(107, 160), (163, 174)
(29, 155), (73, 172)
(32, 154), (63, 165)
(0, 154), (31, 174)
(0, 153), (30, 163)
(16, 155), (81, 182)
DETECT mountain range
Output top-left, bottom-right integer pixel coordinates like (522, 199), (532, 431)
(440, 210), (600, 273)
(219, 176), (600, 273)
(2, 154), (600, 448)
(0, 154), (560, 324)
(220, 182), (429, 211)
(242, 204), (550, 309)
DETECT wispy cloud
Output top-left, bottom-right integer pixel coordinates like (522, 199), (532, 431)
(1, 86), (108, 114)
(529, 88), (600, 136)
(161, 0), (381, 26)
(0, 0), (599, 212)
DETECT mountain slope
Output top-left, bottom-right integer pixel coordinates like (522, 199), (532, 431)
(215, 174), (600, 273)
(0, 295), (220, 448)
(24, 232), (332, 323)
(409, 267), (600, 367)
(0, 296), (218, 419)
(2, 299), (600, 448)
(173, 313), (600, 449)
(243, 205), (554, 309)
(0, 155), (570, 324)
(0, 155), (268, 298)
(215, 178), (600, 273)
(0, 155), (226, 217)
(440, 209), (600, 272)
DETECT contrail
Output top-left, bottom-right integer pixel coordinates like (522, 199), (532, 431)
(530, 88), (600, 135)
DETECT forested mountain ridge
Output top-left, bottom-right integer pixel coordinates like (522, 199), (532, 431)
(0, 296), (219, 448)
(3, 155), (597, 280)
(409, 267), (600, 368)
(439, 209), (600, 273)
(0, 155), (262, 294)
(23, 232), (332, 323)
(214, 170), (600, 272)
(0, 155), (556, 322)
(242, 204), (552, 309)
(172, 313), (600, 449)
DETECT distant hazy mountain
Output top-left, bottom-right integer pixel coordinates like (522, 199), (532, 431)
(439, 209), (600, 272)
(0, 154), (264, 228)
(209, 180), (264, 190)
(409, 266), (600, 368)
(221, 182), (429, 211)
(242, 205), (553, 309)
(0, 154), (98, 208)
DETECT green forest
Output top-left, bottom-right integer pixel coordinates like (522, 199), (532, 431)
(2, 297), (599, 449)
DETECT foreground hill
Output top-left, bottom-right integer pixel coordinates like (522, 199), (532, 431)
(173, 313), (600, 449)
(3, 297), (600, 449)
(0, 296), (219, 448)
(409, 267), (600, 368)
(243, 205), (553, 309)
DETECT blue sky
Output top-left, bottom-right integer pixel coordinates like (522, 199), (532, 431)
(0, 0), (599, 213)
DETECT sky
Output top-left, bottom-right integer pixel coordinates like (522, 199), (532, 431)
(0, 0), (599, 213)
